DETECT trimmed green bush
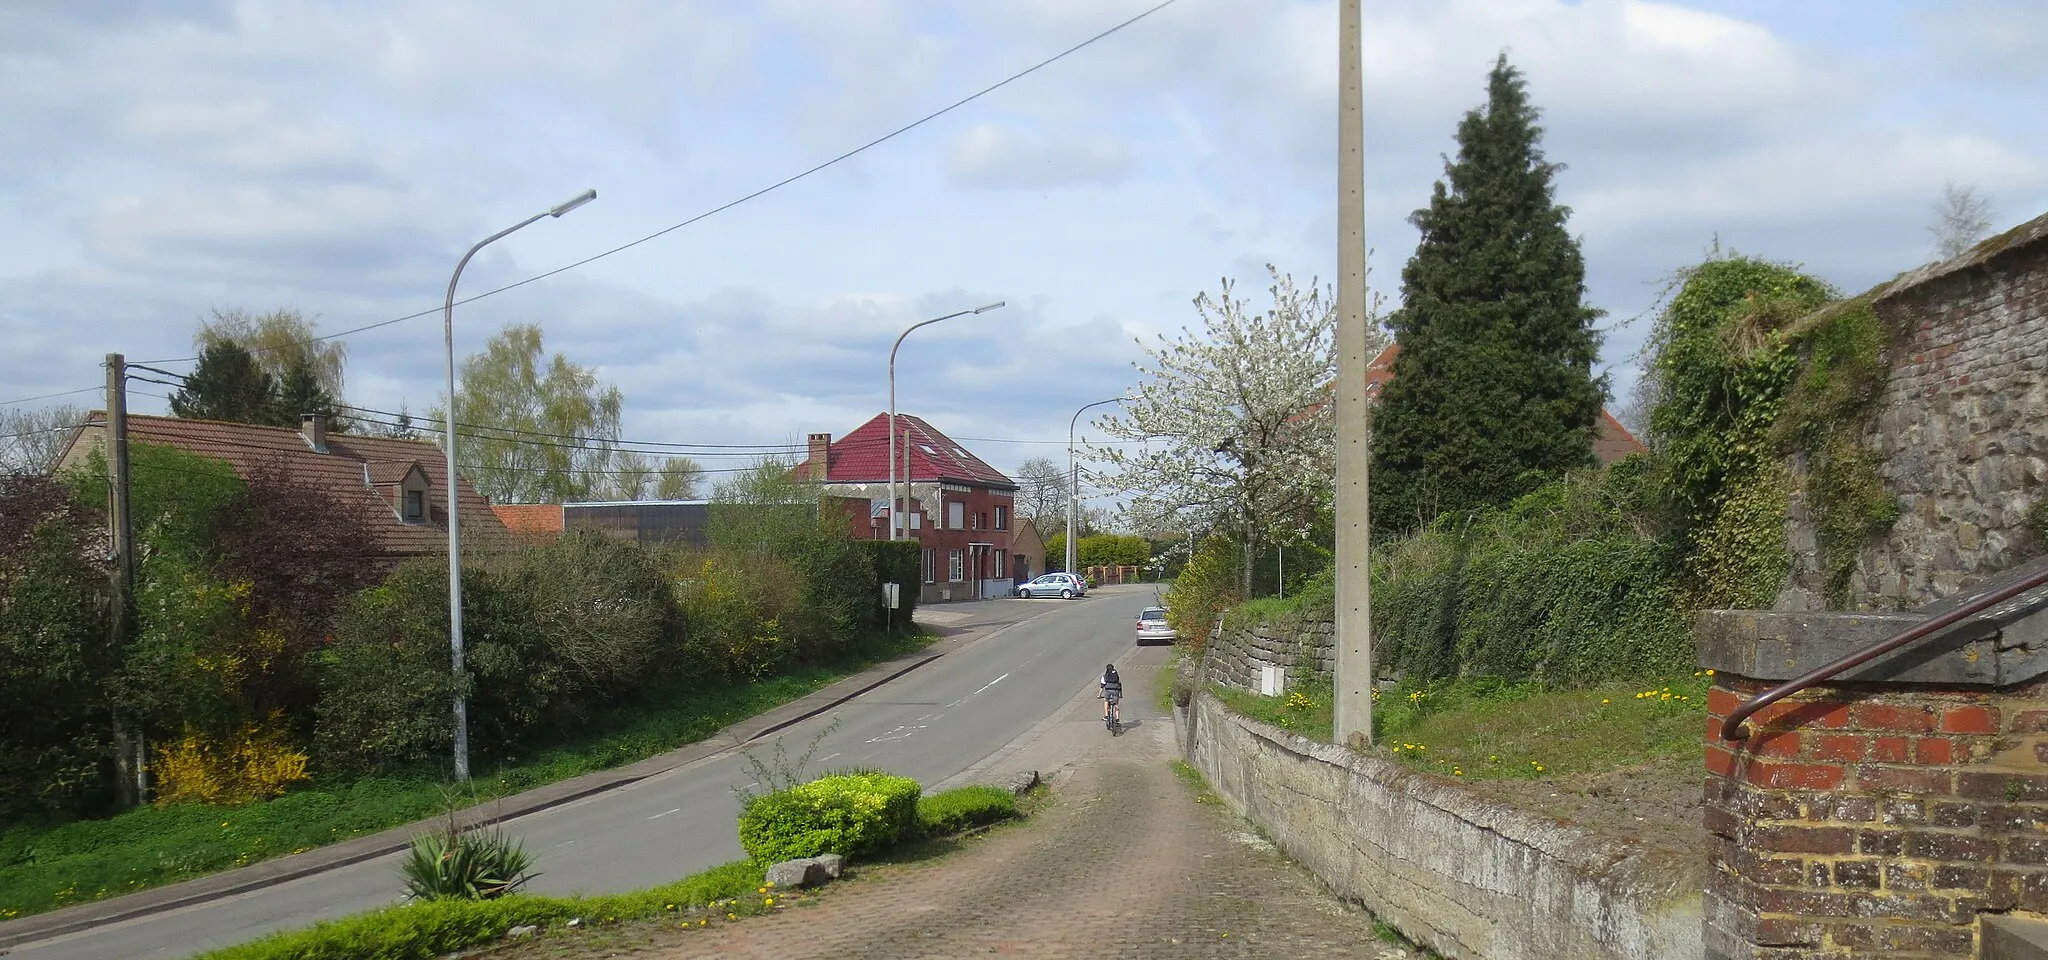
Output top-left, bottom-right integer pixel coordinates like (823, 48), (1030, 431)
(915, 785), (1017, 837)
(735, 772), (920, 863)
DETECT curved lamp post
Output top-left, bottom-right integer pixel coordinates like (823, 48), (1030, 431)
(886, 301), (1005, 542)
(444, 188), (595, 782)
(1067, 396), (1128, 577)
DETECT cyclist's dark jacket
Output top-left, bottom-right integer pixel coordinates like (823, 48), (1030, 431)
(1101, 670), (1122, 701)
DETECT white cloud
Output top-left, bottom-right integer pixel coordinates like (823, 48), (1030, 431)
(947, 123), (1132, 189)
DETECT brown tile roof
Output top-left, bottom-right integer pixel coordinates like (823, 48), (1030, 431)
(1299, 342), (1647, 466)
(491, 503), (564, 535)
(58, 413), (509, 556)
(366, 460), (425, 485)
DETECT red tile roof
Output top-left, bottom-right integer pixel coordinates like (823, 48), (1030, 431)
(59, 413), (509, 556)
(492, 503), (565, 535)
(1302, 342), (1646, 466)
(797, 413), (1016, 489)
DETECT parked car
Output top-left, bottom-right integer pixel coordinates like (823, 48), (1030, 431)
(1016, 572), (1087, 599)
(1135, 606), (1176, 645)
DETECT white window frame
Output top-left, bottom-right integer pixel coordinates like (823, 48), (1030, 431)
(948, 549), (965, 583)
(948, 501), (965, 530)
(922, 548), (936, 584)
(994, 505), (1007, 530)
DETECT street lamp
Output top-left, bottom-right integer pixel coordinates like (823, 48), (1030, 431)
(443, 187), (596, 783)
(1067, 396), (1128, 578)
(887, 301), (1006, 541)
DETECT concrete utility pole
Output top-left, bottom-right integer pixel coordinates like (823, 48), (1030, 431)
(104, 353), (142, 806)
(1333, 0), (1375, 746)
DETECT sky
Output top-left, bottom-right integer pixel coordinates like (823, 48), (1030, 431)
(3, 0), (2045, 501)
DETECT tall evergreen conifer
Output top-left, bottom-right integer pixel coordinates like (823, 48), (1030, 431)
(1371, 54), (1605, 535)
(170, 340), (278, 425)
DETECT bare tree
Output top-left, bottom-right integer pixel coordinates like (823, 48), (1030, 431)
(0, 404), (86, 475)
(1013, 456), (1066, 527)
(1614, 364), (1661, 449)
(1930, 181), (1995, 260)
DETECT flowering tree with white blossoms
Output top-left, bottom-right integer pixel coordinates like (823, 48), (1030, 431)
(1090, 263), (1384, 596)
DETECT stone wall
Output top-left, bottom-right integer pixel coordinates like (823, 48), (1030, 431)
(1176, 692), (1704, 960)
(1200, 617), (1334, 693)
(1785, 212), (2048, 610)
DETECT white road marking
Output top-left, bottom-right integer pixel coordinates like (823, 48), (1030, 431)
(946, 672), (1008, 708)
(864, 723), (927, 744)
(648, 808), (682, 820)
(815, 752), (841, 764)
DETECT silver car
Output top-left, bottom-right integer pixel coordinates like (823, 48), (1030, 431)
(1016, 572), (1087, 599)
(1135, 606), (1176, 645)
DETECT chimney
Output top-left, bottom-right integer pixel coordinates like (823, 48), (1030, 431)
(807, 433), (831, 481)
(301, 413), (329, 454)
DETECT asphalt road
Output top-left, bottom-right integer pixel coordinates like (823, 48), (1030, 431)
(11, 585), (1167, 960)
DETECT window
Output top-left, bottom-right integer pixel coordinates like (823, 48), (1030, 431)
(922, 548), (935, 584)
(969, 511), (978, 531)
(403, 489), (424, 523)
(909, 511), (921, 530)
(948, 549), (964, 583)
(948, 501), (965, 530)
(980, 512), (989, 531)
(994, 506), (1007, 530)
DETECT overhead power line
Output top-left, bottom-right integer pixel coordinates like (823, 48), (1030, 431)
(0, 386), (99, 407)
(133, 0), (1185, 366)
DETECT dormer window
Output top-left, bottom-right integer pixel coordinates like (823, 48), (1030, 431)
(404, 489), (425, 523)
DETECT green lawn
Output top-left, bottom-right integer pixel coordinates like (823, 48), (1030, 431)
(1204, 672), (1710, 782)
(1372, 674), (1708, 781)
(0, 631), (933, 921)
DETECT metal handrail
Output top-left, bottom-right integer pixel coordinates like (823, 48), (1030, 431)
(1720, 565), (2048, 741)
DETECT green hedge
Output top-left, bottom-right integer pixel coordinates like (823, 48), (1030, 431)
(860, 539), (921, 627)
(193, 860), (762, 960)
(915, 785), (1017, 837)
(735, 773), (920, 864)
(1372, 467), (1693, 686)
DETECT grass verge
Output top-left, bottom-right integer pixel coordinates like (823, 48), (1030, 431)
(1170, 761), (1221, 806)
(0, 630), (935, 922)
(1371, 674), (1709, 781)
(1208, 680), (1335, 743)
(189, 783), (1029, 960)
(1198, 671), (1708, 782)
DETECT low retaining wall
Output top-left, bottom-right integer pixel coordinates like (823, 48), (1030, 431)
(1176, 692), (1703, 960)
(1204, 618), (1335, 693)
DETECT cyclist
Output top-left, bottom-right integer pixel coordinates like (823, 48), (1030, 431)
(1099, 663), (1123, 727)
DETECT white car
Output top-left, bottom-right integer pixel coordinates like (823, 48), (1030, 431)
(1016, 572), (1087, 599)
(1135, 606), (1176, 645)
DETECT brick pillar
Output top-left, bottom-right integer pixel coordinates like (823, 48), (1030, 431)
(1703, 673), (2048, 959)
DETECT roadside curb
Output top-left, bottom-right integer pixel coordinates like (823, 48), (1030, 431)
(0, 642), (959, 951)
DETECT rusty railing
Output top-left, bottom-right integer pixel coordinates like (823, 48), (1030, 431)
(1720, 565), (2048, 741)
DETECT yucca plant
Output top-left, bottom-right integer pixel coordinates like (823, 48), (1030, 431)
(398, 817), (538, 901)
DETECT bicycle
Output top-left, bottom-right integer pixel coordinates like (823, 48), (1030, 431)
(1101, 694), (1122, 735)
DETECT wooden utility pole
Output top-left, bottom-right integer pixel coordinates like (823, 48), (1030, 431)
(1333, 0), (1375, 746)
(104, 352), (143, 806)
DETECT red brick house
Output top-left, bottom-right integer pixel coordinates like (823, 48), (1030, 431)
(796, 413), (1018, 603)
(57, 412), (509, 557)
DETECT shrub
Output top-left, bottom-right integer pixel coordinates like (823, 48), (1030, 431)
(398, 821), (538, 901)
(735, 772), (921, 863)
(0, 474), (115, 821)
(915, 785), (1017, 837)
(152, 714), (310, 807)
(1164, 536), (1240, 653)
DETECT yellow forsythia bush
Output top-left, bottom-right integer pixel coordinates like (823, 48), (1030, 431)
(153, 713), (310, 806)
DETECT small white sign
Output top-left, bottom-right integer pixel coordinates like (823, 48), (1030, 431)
(882, 582), (900, 609)
(1259, 664), (1286, 697)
